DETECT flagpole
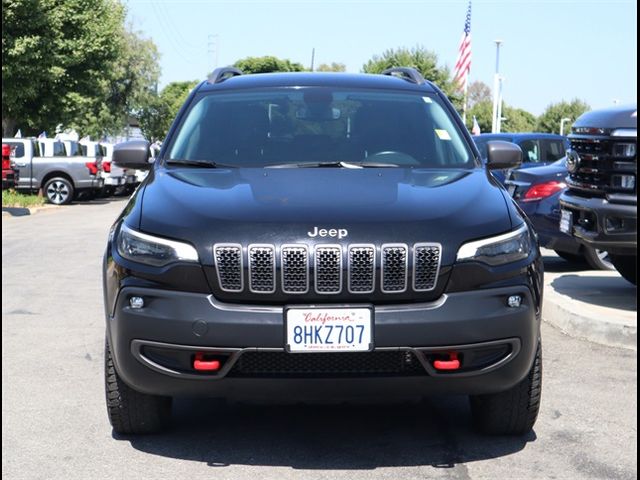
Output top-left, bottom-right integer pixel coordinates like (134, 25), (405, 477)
(462, 81), (469, 126)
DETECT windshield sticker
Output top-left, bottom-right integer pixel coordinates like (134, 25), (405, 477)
(422, 96), (433, 103)
(435, 129), (452, 141)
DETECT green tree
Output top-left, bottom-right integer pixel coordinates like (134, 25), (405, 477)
(537, 99), (590, 134)
(501, 106), (537, 133)
(137, 80), (199, 142)
(466, 100), (493, 134)
(233, 56), (306, 74)
(2, 1), (160, 138)
(362, 46), (460, 108)
(316, 62), (346, 72)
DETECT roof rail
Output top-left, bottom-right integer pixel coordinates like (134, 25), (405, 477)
(380, 67), (425, 85)
(207, 66), (243, 84)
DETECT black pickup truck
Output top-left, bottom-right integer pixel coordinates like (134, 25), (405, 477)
(103, 67), (543, 435)
(559, 105), (637, 284)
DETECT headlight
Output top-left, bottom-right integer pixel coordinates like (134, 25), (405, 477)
(116, 223), (199, 267)
(456, 224), (532, 266)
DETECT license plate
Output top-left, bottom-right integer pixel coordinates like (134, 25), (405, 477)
(560, 210), (573, 235)
(285, 307), (373, 353)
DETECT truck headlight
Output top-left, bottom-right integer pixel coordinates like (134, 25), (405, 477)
(116, 224), (199, 267)
(456, 224), (532, 266)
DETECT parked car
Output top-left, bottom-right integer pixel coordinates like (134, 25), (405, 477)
(505, 158), (613, 270)
(104, 67), (543, 436)
(473, 133), (569, 184)
(1, 137), (104, 204)
(99, 142), (137, 196)
(560, 104), (637, 284)
(2, 143), (19, 189)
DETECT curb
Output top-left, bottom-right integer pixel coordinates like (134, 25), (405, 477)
(2, 204), (60, 217)
(542, 287), (637, 351)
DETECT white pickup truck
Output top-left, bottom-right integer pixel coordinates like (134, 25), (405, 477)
(1, 137), (104, 204)
(98, 142), (137, 195)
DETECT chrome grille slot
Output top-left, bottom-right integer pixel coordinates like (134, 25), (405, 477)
(281, 245), (309, 294)
(248, 244), (275, 293)
(348, 245), (375, 293)
(213, 244), (243, 292)
(381, 244), (408, 293)
(315, 245), (343, 294)
(413, 244), (441, 291)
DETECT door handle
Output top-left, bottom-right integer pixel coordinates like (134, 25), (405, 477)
(16, 163), (27, 167)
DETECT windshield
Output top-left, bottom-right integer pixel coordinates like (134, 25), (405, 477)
(166, 88), (474, 168)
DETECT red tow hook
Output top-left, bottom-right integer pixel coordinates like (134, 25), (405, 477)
(433, 352), (461, 371)
(193, 352), (221, 372)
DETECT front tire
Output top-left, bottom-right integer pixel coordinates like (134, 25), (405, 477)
(105, 338), (172, 434)
(583, 248), (614, 271)
(43, 177), (74, 205)
(470, 341), (542, 435)
(609, 255), (637, 285)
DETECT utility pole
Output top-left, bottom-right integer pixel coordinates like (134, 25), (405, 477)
(310, 48), (315, 72)
(491, 39), (503, 133)
(207, 34), (220, 70)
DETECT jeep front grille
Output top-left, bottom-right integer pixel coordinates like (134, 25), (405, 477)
(248, 244), (276, 293)
(314, 246), (342, 294)
(348, 245), (375, 293)
(281, 245), (309, 294)
(213, 242), (441, 295)
(381, 244), (408, 293)
(413, 244), (441, 291)
(213, 244), (243, 292)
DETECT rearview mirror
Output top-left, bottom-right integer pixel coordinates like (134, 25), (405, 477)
(113, 140), (152, 170)
(486, 141), (522, 170)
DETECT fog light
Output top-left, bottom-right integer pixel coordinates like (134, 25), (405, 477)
(507, 295), (522, 308)
(129, 296), (145, 309)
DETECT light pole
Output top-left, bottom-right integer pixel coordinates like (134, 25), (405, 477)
(491, 40), (503, 133)
(560, 117), (571, 136)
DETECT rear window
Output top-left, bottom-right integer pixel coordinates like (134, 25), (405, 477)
(167, 88), (474, 168)
(4, 142), (25, 158)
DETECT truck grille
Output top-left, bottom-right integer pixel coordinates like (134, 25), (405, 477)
(213, 242), (441, 295)
(228, 351), (426, 377)
(568, 136), (637, 195)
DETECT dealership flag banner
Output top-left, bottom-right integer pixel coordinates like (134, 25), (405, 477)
(454, 1), (472, 123)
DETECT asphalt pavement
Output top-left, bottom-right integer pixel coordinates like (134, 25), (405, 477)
(2, 199), (637, 480)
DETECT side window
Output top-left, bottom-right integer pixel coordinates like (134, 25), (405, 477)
(542, 139), (566, 162)
(519, 139), (540, 163)
(53, 142), (66, 157)
(5, 142), (25, 158)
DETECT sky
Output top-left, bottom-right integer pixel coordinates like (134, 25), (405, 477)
(124, 0), (637, 116)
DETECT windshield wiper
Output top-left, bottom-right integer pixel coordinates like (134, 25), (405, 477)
(265, 161), (399, 169)
(165, 159), (234, 168)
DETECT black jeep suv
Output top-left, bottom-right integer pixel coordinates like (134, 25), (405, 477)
(559, 105), (637, 284)
(104, 67), (543, 435)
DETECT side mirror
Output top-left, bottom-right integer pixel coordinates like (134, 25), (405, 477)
(486, 140), (522, 170)
(113, 140), (152, 170)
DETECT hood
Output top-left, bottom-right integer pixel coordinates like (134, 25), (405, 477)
(573, 105), (637, 131)
(137, 167), (513, 266)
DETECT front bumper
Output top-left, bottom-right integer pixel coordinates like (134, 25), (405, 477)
(559, 191), (637, 255)
(106, 285), (540, 398)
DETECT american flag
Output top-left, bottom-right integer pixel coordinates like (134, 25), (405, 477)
(453, 2), (472, 92)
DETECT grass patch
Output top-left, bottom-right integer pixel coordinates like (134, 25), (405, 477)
(2, 189), (47, 208)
